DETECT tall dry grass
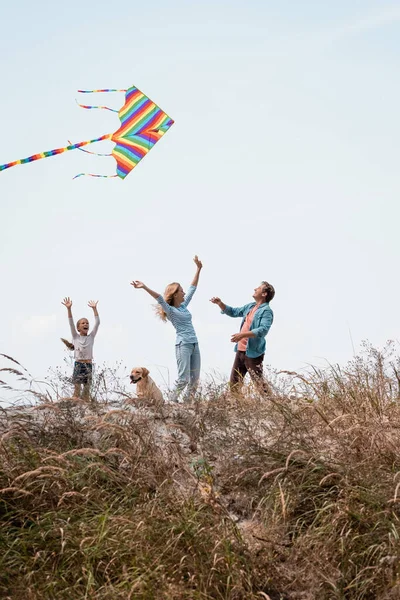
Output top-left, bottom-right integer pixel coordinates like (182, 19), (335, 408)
(1, 343), (400, 599)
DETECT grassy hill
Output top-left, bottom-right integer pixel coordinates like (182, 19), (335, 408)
(1, 344), (400, 599)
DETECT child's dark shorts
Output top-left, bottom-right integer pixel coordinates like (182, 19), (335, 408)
(72, 361), (93, 385)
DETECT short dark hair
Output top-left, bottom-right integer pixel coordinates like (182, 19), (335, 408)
(261, 281), (275, 303)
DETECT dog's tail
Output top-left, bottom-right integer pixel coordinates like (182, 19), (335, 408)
(61, 338), (75, 351)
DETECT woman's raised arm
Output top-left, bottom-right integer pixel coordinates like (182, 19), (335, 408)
(191, 255), (203, 287)
(131, 281), (161, 300)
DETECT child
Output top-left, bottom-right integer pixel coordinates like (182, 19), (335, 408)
(61, 297), (100, 400)
(131, 256), (202, 403)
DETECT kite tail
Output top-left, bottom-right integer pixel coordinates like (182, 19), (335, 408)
(0, 134), (112, 172)
(76, 101), (119, 113)
(73, 173), (119, 179)
(77, 89), (127, 93)
(64, 128), (115, 178)
(67, 141), (111, 157)
(76, 89), (127, 112)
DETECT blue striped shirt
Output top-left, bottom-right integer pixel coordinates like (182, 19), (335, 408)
(156, 285), (198, 345)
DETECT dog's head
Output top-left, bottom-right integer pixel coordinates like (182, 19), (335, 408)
(130, 367), (150, 384)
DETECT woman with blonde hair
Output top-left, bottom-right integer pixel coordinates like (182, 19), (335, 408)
(131, 256), (202, 402)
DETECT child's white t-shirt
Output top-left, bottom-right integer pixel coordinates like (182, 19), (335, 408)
(68, 317), (100, 361)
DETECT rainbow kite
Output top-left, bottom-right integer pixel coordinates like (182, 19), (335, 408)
(0, 85), (174, 179)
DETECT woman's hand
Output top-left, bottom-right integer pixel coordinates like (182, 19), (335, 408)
(193, 255), (202, 270)
(191, 256), (203, 287)
(130, 281), (160, 299)
(62, 297), (72, 309)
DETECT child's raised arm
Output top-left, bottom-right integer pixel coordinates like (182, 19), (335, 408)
(88, 300), (99, 317)
(88, 300), (100, 336)
(62, 297), (77, 337)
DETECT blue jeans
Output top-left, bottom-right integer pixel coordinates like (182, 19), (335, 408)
(172, 343), (201, 402)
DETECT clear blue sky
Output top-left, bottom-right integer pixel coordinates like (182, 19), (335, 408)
(1, 1), (400, 394)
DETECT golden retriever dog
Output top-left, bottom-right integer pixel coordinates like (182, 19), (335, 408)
(130, 367), (164, 406)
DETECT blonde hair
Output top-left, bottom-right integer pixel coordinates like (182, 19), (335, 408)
(155, 282), (180, 322)
(76, 317), (87, 330)
(61, 338), (74, 351)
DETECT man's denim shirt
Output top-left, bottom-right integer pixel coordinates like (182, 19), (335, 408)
(222, 302), (274, 358)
